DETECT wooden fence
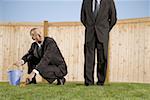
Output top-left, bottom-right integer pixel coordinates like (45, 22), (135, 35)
(109, 18), (150, 83)
(0, 17), (149, 83)
(0, 23), (43, 82)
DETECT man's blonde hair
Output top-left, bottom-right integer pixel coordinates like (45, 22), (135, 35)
(30, 28), (38, 35)
(30, 28), (42, 36)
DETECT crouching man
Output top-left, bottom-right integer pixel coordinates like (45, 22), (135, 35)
(14, 28), (67, 85)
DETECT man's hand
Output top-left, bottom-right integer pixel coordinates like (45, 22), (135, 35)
(13, 60), (24, 67)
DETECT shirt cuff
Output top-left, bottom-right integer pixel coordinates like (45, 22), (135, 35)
(33, 69), (39, 75)
(20, 60), (25, 65)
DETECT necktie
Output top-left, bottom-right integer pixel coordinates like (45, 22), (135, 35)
(35, 45), (42, 58)
(94, 0), (99, 18)
(37, 45), (42, 58)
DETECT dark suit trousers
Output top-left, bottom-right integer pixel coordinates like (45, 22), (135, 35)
(28, 56), (65, 84)
(36, 64), (65, 84)
(84, 32), (107, 85)
(28, 59), (60, 84)
(27, 58), (38, 84)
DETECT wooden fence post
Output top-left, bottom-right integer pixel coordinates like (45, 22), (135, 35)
(44, 21), (49, 37)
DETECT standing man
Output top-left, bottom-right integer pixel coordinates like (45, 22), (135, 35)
(81, 0), (117, 86)
(14, 28), (67, 85)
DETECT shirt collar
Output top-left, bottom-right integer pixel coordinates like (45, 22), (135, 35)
(93, 0), (101, 12)
(97, 0), (101, 5)
(36, 41), (43, 47)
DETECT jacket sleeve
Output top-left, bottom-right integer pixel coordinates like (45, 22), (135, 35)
(22, 43), (35, 63)
(80, 0), (87, 27)
(109, 0), (117, 31)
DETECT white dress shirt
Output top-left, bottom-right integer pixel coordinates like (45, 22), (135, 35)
(93, 0), (101, 12)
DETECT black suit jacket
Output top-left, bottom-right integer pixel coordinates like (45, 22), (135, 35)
(22, 37), (67, 77)
(81, 0), (117, 58)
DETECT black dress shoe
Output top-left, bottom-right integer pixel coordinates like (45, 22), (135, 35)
(85, 83), (94, 86)
(30, 80), (37, 84)
(25, 78), (37, 85)
(96, 82), (104, 86)
(85, 83), (90, 86)
(30, 77), (37, 84)
(57, 78), (66, 85)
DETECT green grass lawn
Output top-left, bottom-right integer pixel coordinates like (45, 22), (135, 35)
(0, 82), (150, 100)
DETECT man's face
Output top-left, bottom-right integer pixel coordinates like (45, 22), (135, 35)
(30, 29), (43, 43)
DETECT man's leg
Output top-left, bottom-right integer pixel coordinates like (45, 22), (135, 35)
(96, 42), (107, 85)
(30, 74), (37, 84)
(84, 36), (95, 85)
(38, 65), (66, 85)
(27, 61), (37, 84)
(45, 78), (65, 85)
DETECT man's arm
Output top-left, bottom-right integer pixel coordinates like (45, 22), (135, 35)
(81, 0), (87, 27)
(109, 0), (117, 31)
(21, 43), (35, 63)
